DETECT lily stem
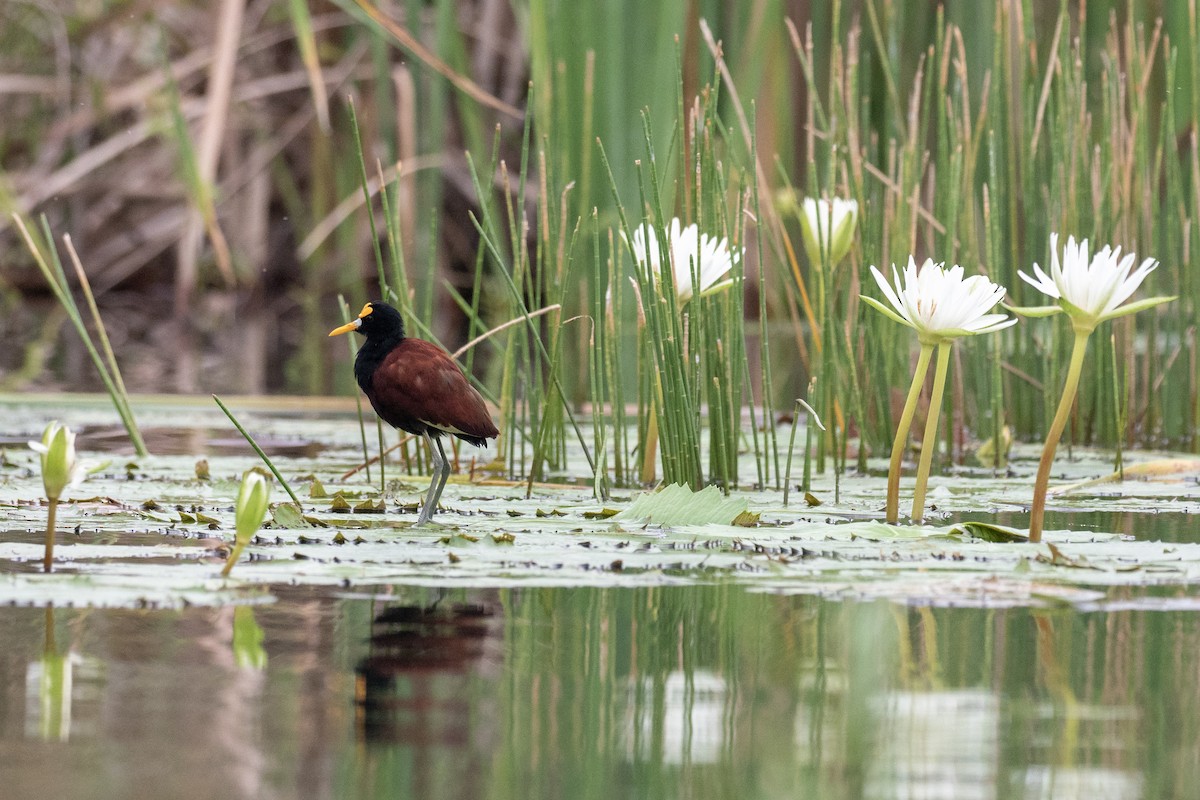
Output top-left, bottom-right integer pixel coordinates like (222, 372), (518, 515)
(221, 541), (245, 578)
(886, 342), (935, 523)
(1030, 328), (1092, 542)
(44, 497), (57, 573)
(911, 342), (953, 522)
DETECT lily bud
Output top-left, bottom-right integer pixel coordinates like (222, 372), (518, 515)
(235, 471), (271, 543)
(29, 422), (82, 502)
(799, 197), (858, 269)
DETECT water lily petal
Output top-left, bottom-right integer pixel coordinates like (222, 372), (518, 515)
(864, 258), (1014, 343)
(626, 217), (740, 305)
(1023, 233), (1167, 329)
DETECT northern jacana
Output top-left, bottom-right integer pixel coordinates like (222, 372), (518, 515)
(329, 302), (498, 525)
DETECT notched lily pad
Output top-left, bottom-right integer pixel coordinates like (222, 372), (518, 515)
(617, 483), (749, 527)
(844, 521), (936, 541)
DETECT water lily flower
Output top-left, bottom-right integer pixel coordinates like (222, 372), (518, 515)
(798, 197), (858, 268)
(29, 421), (84, 573)
(864, 258), (1017, 345)
(862, 259), (1016, 523)
(1015, 233), (1167, 332)
(222, 471), (271, 577)
(1014, 234), (1175, 542)
(627, 218), (739, 304)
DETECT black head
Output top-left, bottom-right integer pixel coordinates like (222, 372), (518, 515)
(328, 302), (406, 343)
(329, 302), (408, 394)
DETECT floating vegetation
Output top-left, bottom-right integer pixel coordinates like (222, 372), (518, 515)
(0, 398), (1198, 611)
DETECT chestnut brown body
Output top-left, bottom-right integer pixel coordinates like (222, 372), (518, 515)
(363, 337), (498, 446)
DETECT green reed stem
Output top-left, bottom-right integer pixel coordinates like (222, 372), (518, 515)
(785, 395), (825, 506)
(62, 235), (148, 457)
(338, 294), (372, 483)
(377, 418), (387, 493)
(784, 400), (802, 507)
(347, 99), (390, 303)
(13, 214), (148, 457)
(991, 332), (1004, 473)
(886, 343), (935, 524)
(1111, 333), (1126, 479)
(1030, 329), (1091, 543)
(467, 209), (596, 478)
(211, 394), (302, 507)
(911, 342), (952, 523)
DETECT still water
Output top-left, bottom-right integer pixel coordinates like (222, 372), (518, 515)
(2, 584), (1196, 799)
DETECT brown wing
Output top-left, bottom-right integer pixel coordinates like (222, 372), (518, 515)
(369, 339), (498, 444)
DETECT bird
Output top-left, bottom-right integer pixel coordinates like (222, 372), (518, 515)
(329, 302), (498, 525)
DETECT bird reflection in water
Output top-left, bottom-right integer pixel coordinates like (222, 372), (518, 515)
(354, 600), (502, 747)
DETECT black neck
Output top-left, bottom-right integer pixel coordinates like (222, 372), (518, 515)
(353, 325), (405, 393)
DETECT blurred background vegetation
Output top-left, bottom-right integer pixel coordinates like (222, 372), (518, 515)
(1, 0), (1196, 466)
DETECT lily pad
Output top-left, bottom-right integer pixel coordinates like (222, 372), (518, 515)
(617, 483), (750, 526)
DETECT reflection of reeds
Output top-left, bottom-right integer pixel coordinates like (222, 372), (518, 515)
(13, 216), (148, 457)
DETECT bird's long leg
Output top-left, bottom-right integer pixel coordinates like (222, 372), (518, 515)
(432, 435), (451, 515)
(417, 431), (443, 525)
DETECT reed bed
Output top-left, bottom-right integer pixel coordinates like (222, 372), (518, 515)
(1, 0), (1197, 488)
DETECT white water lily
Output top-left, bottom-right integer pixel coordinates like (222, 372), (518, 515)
(799, 197), (858, 268)
(1016, 233), (1167, 332)
(863, 258), (1016, 525)
(1016, 233), (1174, 543)
(628, 218), (740, 304)
(864, 258), (1017, 344)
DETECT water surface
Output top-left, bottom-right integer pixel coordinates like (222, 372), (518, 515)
(3, 584), (1196, 799)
